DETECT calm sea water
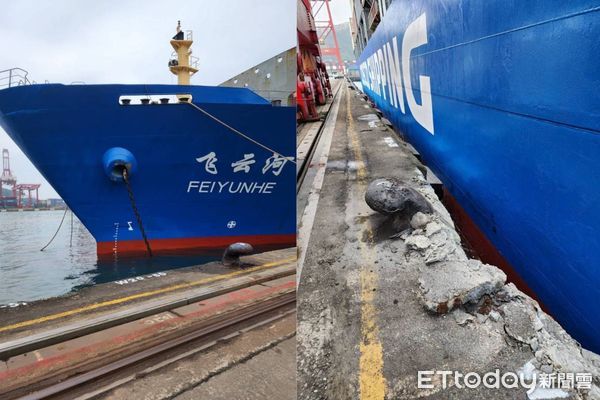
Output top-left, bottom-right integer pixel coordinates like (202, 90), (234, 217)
(0, 210), (220, 305)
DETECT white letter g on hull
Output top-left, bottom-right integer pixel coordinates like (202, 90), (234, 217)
(402, 13), (435, 135)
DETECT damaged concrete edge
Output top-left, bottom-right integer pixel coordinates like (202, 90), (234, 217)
(401, 167), (600, 399)
(354, 90), (600, 396)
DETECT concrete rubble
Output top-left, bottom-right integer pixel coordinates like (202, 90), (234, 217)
(381, 168), (600, 399)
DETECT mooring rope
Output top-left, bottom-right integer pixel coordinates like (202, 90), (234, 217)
(185, 102), (296, 164)
(40, 207), (69, 251)
(122, 168), (153, 257)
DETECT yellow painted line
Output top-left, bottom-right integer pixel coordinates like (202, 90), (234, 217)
(346, 88), (387, 400)
(0, 257), (295, 333)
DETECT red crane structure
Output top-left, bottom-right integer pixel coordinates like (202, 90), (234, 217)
(297, 0), (332, 122)
(311, 0), (345, 73)
(0, 148), (41, 208)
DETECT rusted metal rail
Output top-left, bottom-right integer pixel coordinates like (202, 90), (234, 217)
(8, 288), (295, 400)
(0, 264), (294, 360)
(296, 79), (343, 192)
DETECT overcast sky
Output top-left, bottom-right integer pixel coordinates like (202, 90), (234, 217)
(0, 0), (295, 198)
(328, 0), (352, 25)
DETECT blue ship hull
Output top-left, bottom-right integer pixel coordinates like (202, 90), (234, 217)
(0, 84), (296, 257)
(357, 1), (600, 352)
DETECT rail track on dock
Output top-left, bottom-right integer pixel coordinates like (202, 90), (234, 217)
(0, 253), (296, 400)
(20, 297), (294, 400)
(296, 79), (343, 191)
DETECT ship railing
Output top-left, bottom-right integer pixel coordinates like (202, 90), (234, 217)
(190, 55), (199, 69)
(185, 30), (193, 41)
(168, 52), (199, 69)
(0, 68), (32, 89)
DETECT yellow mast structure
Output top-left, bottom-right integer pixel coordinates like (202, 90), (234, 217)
(169, 21), (198, 85)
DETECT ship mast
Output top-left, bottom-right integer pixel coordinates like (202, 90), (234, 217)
(168, 21), (198, 85)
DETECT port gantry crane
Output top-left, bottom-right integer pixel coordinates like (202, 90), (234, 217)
(0, 149), (41, 208)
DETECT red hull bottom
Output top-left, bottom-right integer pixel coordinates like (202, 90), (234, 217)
(442, 188), (545, 308)
(97, 233), (296, 259)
